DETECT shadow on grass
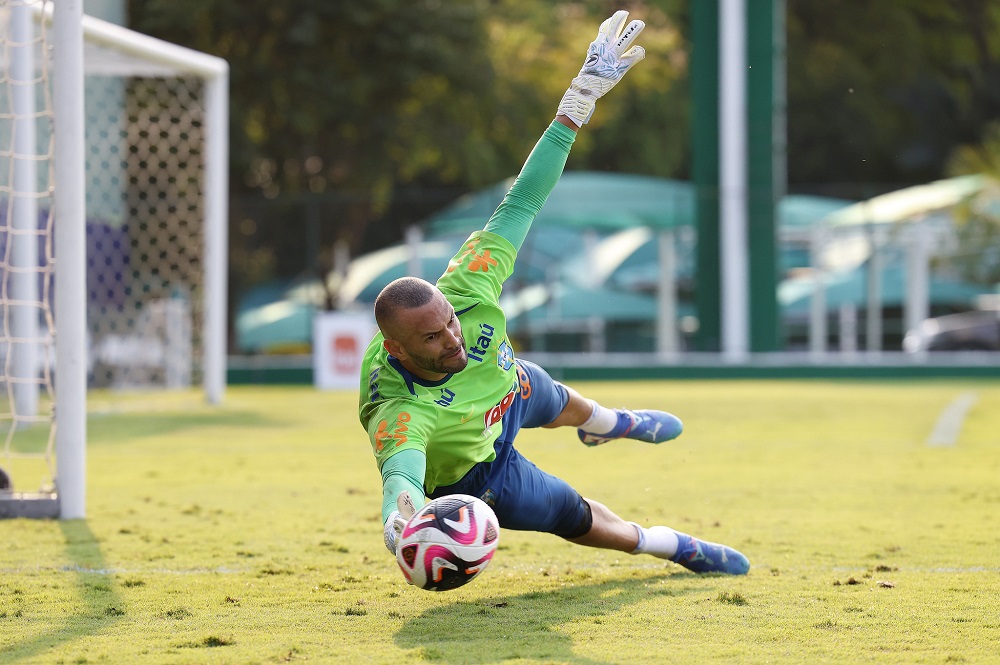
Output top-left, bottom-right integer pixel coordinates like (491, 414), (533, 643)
(4, 520), (123, 662)
(395, 573), (702, 664)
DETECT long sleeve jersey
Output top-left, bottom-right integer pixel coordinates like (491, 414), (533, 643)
(358, 121), (576, 521)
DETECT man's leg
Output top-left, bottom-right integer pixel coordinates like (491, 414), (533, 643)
(570, 498), (751, 575)
(512, 360), (747, 574)
(466, 443), (750, 576)
(543, 383), (684, 447)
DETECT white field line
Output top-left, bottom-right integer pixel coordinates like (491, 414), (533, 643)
(927, 391), (979, 447)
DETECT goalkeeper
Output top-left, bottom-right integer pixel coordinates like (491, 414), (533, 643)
(359, 11), (750, 577)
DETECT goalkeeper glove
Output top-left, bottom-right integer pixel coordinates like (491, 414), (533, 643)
(557, 10), (646, 126)
(383, 490), (416, 555)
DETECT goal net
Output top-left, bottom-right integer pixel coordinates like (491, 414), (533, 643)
(0, 1), (228, 518)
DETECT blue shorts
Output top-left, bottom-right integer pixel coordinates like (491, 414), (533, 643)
(427, 360), (592, 538)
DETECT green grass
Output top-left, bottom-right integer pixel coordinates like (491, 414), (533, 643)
(2, 380), (1000, 664)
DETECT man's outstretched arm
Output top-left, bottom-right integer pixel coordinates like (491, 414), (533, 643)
(481, 120), (576, 251)
(483, 11), (646, 251)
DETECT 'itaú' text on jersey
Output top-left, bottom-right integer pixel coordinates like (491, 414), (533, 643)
(358, 230), (524, 493)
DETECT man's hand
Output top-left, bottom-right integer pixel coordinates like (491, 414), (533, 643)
(383, 490), (417, 555)
(557, 10), (646, 127)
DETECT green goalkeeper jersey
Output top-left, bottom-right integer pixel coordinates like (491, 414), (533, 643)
(357, 120), (576, 516)
(359, 230), (519, 492)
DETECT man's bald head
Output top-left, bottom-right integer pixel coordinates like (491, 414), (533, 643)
(374, 276), (439, 340)
(373, 276), (469, 378)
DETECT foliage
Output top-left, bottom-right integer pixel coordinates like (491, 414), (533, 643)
(128, 0), (1000, 197)
(129, 0), (499, 245)
(787, 0), (1000, 189)
(786, 2), (925, 185)
(127, 1), (688, 251)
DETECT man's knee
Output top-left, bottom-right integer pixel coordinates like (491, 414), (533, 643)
(552, 493), (593, 539)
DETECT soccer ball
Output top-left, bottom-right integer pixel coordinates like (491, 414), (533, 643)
(396, 494), (500, 592)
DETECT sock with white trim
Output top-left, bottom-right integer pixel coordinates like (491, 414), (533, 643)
(629, 523), (680, 559)
(579, 400), (626, 436)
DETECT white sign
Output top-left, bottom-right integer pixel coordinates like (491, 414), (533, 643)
(313, 311), (375, 390)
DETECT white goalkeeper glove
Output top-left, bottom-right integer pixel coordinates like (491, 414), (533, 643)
(383, 490), (417, 555)
(557, 10), (646, 127)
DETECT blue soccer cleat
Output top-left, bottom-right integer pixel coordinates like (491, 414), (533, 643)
(578, 409), (683, 446)
(670, 533), (750, 575)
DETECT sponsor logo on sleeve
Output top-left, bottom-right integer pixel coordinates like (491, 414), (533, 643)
(374, 411), (410, 452)
(447, 239), (498, 274)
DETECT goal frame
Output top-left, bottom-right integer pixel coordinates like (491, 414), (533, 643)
(18, 1), (229, 519)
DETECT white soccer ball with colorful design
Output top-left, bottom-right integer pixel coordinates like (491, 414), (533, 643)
(395, 494), (500, 591)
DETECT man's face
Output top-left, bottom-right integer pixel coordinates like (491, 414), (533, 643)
(384, 290), (468, 380)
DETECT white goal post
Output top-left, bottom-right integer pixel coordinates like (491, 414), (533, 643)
(0, 0), (228, 519)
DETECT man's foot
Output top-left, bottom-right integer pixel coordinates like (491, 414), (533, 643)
(670, 533), (750, 575)
(577, 409), (683, 446)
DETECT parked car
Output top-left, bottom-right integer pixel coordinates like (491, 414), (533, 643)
(903, 310), (1000, 352)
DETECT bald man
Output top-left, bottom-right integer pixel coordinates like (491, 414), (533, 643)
(359, 11), (749, 580)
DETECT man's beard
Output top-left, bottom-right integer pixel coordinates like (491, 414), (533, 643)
(411, 337), (469, 375)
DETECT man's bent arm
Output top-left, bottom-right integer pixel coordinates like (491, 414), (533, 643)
(482, 118), (577, 251)
(380, 448), (426, 523)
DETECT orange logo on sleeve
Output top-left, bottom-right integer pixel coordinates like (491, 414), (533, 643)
(446, 239), (497, 273)
(468, 249), (497, 272)
(374, 412), (411, 452)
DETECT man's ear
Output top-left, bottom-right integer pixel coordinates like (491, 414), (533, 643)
(383, 338), (406, 360)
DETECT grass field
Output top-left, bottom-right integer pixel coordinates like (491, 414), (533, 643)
(1, 379), (999, 664)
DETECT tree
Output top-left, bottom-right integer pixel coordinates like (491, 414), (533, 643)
(128, 0), (689, 281)
(129, 0), (502, 249)
(786, 0), (1000, 192)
